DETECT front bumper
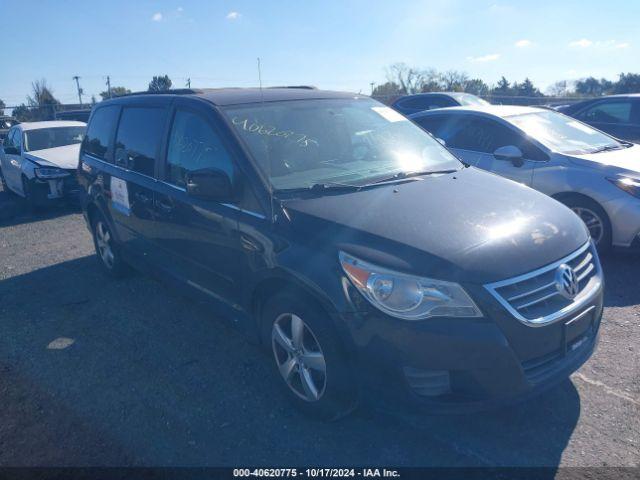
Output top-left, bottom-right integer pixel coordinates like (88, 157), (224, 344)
(604, 195), (640, 248)
(340, 283), (603, 414)
(28, 171), (81, 205)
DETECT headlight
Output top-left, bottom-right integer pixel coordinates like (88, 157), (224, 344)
(339, 251), (482, 320)
(34, 167), (70, 179)
(607, 176), (640, 199)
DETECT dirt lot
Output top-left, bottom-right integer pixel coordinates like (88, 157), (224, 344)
(0, 186), (638, 468)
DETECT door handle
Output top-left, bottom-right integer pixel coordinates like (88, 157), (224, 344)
(157, 199), (174, 214)
(240, 234), (263, 252)
(134, 191), (152, 204)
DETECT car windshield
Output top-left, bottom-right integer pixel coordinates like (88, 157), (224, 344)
(508, 111), (624, 155)
(456, 94), (490, 106)
(222, 98), (461, 191)
(23, 126), (85, 152)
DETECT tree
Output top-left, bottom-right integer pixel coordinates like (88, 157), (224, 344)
(386, 63), (424, 94)
(99, 86), (131, 100)
(372, 81), (403, 98)
(492, 76), (511, 95)
(513, 78), (543, 97)
(441, 70), (469, 91)
(148, 75), (172, 92)
(0, 98), (5, 116)
(23, 79), (61, 120)
(613, 73), (640, 94)
(547, 80), (573, 97)
(463, 78), (490, 96)
(575, 77), (613, 96)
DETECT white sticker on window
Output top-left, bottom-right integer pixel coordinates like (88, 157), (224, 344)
(371, 106), (408, 123)
(568, 121), (597, 135)
(110, 177), (131, 216)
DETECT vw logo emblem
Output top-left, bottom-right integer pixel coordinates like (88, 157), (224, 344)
(555, 264), (579, 300)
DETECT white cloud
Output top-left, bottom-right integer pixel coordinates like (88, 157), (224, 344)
(615, 42), (630, 49)
(177, 6), (183, 12)
(151, 12), (163, 22)
(467, 53), (500, 63)
(515, 39), (532, 48)
(226, 11), (241, 20)
(569, 38), (593, 48)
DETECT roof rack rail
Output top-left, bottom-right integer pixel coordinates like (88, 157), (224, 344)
(267, 85), (318, 90)
(121, 88), (203, 97)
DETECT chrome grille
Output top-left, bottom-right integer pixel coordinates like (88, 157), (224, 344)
(485, 242), (602, 326)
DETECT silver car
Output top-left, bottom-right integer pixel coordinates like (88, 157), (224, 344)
(411, 106), (640, 251)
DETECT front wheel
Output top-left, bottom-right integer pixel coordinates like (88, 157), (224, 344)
(262, 292), (358, 421)
(561, 196), (612, 253)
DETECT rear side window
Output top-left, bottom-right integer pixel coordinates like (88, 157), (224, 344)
(83, 106), (119, 161)
(399, 96), (454, 111)
(577, 101), (632, 124)
(166, 109), (234, 188)
(115, 107), (167, 176)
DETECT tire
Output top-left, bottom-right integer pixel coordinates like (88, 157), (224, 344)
(560, 195), (612, 253)
(261, 291), (358, 421)
(21, 175), (38, 210)
(0, 167), (8, 192)
(91, 212), (130, 278)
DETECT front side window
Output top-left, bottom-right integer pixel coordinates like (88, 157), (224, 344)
(166, 110), (234, 188)
(115, 107), (167, 176)
(23, 126), (84, 152)
(222, 98), (461, 191)
(577, 101), (632, 124)
(82, 106), (119, 161)
(509, 111), (624, 155)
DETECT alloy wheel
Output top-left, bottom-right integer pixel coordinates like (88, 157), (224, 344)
(95, 221), (115, 269)
(271, 313), (327, 402)
(571, 207), (604, 245)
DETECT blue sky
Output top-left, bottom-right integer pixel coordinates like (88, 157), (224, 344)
(1, 0), (638, 106)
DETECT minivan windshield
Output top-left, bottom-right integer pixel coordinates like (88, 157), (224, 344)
(508, 111), (625, 155)
(223, 98), (461, 191)
(24, 126), (85, 152)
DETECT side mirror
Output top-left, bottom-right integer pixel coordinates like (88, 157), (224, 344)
(493, 145), (524, 167)
(185, 168), (233, 201)
(3, 146), (19, 155)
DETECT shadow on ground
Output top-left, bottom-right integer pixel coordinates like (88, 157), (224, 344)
(0, 255), (582, 468)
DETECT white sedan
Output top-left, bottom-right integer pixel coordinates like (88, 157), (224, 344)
(0, 121), (86, 206)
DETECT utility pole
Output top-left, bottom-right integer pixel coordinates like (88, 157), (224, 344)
(106, 76), (112, 99)
(73, 76), (83, 105)
(370, 82), (375, 95)
(186, 78), (191, 88)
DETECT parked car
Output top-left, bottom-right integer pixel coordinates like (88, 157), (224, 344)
(556, 94), (640, 143)
(78, 88), (603, 419)
(0, 121), (86, 205)
(411, 105), (640, 251)
(392, 92), (489, 115)
(0, 116), (19, 143)
(55, 109), (92, 122)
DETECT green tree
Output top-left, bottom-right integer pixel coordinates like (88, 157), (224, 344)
(0, 98), (5, 116)
(492, 76), (512, 95)
(613, 73), (640, 94)
(513, 78), (543, 97)
(148, 75), (172, 92)
(575, 77), (613, 96)
(99, 86), (131, 100)
(372, 81), (403, 97)
(463, 78), (490, 96)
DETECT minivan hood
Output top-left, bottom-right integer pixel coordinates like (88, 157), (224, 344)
(568, 144), (640, 175)
(24, 144), (81, 170)
(281, 167), (589, 284)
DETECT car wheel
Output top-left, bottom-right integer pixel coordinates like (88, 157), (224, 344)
(0, 168), (8, 192)
(261, 291), (358, 421)
(92, 213), (130, 278)
(21, 175), (40, 210)
(561, 196), (612, 253)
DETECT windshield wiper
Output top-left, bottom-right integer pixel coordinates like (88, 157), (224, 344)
(590, 144), (624, 154)
(276, 181), (362, 194)
(365, 169), (459, 185)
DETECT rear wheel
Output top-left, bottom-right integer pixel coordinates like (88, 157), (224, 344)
(261, 291), (358, 421)
(560, 196), (612, 252)
(91, 213), (130, 278)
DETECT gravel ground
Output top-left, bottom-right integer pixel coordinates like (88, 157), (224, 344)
(0, 186), (638, 468)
